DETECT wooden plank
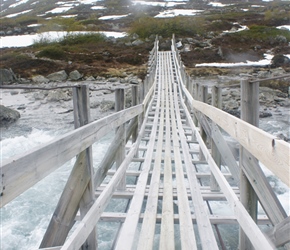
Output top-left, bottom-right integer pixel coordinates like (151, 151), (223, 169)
(1, 104), (143, 207)
(159, 52), (175, 250)
(241, 149), (287, 224)
(267, 216), (290, 247)
(93, 127), (124, 188)
(114, 64), (162, 250)
(93, 116), (139, 188)
(197, 113), (240, 182)
(137, 57), (165, 250)
(168, 52), (197, 250)
(180, 76), (290, 187)
(99, 212), (270, 225)
(40, 152), (89, 247)
(171, 56), (218, 250)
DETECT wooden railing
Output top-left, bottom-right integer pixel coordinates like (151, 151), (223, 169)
(171, 34), (290, 249)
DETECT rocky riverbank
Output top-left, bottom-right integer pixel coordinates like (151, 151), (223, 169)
(1, 68), (289, 142)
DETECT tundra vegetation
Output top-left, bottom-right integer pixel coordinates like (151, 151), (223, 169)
(0, 1), (289, 85)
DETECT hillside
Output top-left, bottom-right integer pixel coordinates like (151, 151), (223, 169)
(0, 0), (290, 80)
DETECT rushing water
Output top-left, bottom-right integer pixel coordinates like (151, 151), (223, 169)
(0, 88), (289, 250)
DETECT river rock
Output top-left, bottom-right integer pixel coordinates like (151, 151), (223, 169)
(85, 76), (95, 81)
(271, 54), (290, 68)
(100, 100), (115, 112)
(0, 68), (16, 84)
(46, 89), (71, 102)
(32, 75), (49, 83)
(0, 105), (20, 127)
(132, 39), (144, 46)
(69, 70), (83, 81)
(47, 70), (68, 82)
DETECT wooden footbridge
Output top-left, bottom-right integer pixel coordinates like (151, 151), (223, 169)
(1, 35), (290, 250)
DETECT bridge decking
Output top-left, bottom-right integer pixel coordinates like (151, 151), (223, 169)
(109, 51), (221, 249)
(1, 36), (289, 250)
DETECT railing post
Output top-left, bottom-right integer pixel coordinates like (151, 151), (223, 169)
(74, 85), (97, 250)
(199, 85), (208, 161)
(210, 86), (222, 191)
(239, 79), (259, 250)
(115, 88), (126, 190)
(40, 85), (97, 249)
(132, 85), (139, 157)
(193, 82), (199, 126)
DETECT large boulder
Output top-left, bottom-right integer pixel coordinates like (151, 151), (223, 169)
(47, 70), (68, 82)
(271, 54), (290, 68)
(0, 68), (16, 84)
(0, 105), (20, 127)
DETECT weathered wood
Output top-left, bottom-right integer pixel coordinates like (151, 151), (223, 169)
(99, 212), (270, 225)
(40, 151), (90, 247)
(239, 79), (259, 250)
(131, 85), (139, 145)
(169, 56), (198, 249)
(210, 86), (222, 191)
(93, 127), (123, 188)
(60, 87), (156, 250)
(159, 52), (175, 249)
(137, 77), (164, 249)
(241, 150), (288, 223)
(180, 81), (290, 187)
(172, 56), (218, 250)
(114, 69), (161, 250)
(196, 113), (240, 182)
(40, 85), (97, 249)
(198, 85), (207, 161)
(115, 88), (126, 190)
(93, 114), (139, 189)
(1, 104), (143, 208)
(73, 85), (96, 250)
(267, 216), (290, 247)
(171, 45), (274, 249)
(177, 78), (274, 250)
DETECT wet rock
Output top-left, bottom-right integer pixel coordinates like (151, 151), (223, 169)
(223, 108), (240, 118)
(0, 105), (20, 127)
(259, 111), (272, 118)
(47, 70), (68, 82)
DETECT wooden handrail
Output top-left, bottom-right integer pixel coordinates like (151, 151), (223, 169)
(0, 104), (143, 208)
